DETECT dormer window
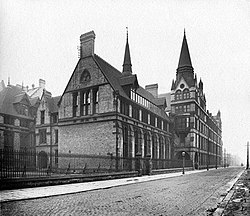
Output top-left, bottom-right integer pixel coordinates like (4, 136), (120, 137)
(80, 69), (91, 83)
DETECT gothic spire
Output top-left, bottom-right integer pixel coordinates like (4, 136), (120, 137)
(122, 27), (132, 75)
(178, 30), (192, 68)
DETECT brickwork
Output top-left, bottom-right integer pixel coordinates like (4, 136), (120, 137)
(59, 121), (116, 156)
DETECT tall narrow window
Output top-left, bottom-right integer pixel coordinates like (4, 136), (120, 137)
(80, 91), (90, 116)
(40, 110), (45, 124)
(80, 91), (85, 116)
(55, 129), (58, 143)
(92, 88), (99, 114)
(85, 91), (90, 115)
(55, 149), (58, 165)
(39, 129), (47, 144)
(72, 92), (78, 117)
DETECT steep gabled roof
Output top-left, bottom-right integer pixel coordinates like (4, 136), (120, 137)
(94, 54), (129, 99)
(154, 97), (167, 108)
(178, 31), (192, 68)
(158, 92), (171, 112)
(94, 54), (161, 106)
(0, 85), (33, 119)
(47, 96), (60, 113)
(30, 96), (40, 107)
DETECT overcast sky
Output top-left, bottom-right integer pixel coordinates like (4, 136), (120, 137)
(1, 0), (250, 163)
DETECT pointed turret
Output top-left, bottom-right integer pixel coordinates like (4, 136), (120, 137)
(199, 78), (203, 90)
(122, 28), (132, 76)
(171, 79), (175, 90)
(176, 30), (194, 87)
(178, 30), (192, 68)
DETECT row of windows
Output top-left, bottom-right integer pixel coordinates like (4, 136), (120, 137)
(120, 99), (169, 131)
(130, 89), (158, 111)
(175, 89), (190, 100)
(72, 87), (99, 117)
(39, 129), (58, 144)
(122, 125), (171, 159)
(175, 104), (191, 113)
(15, 104), (29, 116)
(40, 111), (58, 125)
(3, 115), (32, 128)
(176, 117), (190, 130)
(195, 119), (220, 143)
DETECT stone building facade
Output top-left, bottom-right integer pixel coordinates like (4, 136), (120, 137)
(57, 31), (173, 168)
(166, 32), (223, 169)
(35, 91), (60, 168)
(0, 83), (37, 150)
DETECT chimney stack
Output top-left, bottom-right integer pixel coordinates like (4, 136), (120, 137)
(39, 79), (45, 89)
(145, 84), (158, 98)
(80, 31), (96, 58)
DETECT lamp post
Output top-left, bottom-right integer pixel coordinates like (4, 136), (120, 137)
(49, 112), (52, 172)
(247, 141), (249, 170)
(182, 151), (185, 174)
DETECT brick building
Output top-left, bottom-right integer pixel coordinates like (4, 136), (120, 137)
(160, 32), (223, 169)
(0, 82), (37, 150)
(57, 31), (173, 169)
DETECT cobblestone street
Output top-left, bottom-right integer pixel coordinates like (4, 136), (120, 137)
(1, 168), (244, 216)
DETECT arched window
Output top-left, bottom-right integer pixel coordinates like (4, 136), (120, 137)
(183, 89), (190, 99)
(175, 90), (182, 100)
(80, 69), (91, 83)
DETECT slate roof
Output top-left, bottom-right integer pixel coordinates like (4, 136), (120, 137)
(47, 96), (60, 113)
(158, 92), (171, 112)
(0, 85), (33, 119)
(30, 97), (40, 107)
(178, 32), (192, 68)
(94, 54), (162, 106)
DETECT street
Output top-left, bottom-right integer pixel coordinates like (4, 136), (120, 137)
(1, 167), (244, 216)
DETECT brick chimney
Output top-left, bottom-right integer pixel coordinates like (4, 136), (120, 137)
(80, 31), (96, 58)
(145, 84), (158, 98)
(39, 79), (45, 89)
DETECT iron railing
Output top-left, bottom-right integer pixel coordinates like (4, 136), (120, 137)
(1, 149), (193, 179)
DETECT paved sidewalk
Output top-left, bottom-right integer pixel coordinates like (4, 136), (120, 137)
(0, 168), (240, 204)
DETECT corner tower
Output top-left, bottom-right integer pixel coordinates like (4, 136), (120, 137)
(170, 31), (222, 170)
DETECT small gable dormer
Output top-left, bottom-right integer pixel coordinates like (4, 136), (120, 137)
(13, 93), (31, 117)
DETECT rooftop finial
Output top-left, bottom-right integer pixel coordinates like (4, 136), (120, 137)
(8, 77), (10, 85)
(122, 27), (132, 75)
(184, 28), (186, 36)
(126, 27), (128, 41)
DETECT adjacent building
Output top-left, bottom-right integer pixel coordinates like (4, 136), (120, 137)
(35, 91), (60, 168)
(0, 83), (36, 150)
(160, 32), (223, 168)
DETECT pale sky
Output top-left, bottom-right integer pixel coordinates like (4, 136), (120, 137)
(1, 0), (250, 163)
